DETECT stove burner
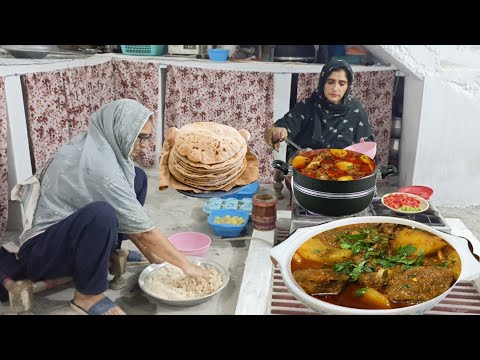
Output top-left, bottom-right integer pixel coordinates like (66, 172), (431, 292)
(290, 195), (451, 235)
(369, 198), (448, 228)
(294, 197), (373, 219)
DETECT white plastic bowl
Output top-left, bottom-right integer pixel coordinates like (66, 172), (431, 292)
(270, 216), (480, 315)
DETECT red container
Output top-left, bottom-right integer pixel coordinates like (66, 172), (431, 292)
(397, 186), (433, 200)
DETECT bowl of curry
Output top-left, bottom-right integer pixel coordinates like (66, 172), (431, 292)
(270, 216), (480, 315)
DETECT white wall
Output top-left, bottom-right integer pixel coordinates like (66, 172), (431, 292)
(364, 45), (480, 206)
(414, 78), (480, 206)
(399, 76), (424, 187)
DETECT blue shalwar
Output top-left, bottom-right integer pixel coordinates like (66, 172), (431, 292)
(0, 167), (147, 302)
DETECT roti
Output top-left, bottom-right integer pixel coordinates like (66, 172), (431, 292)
(175, 122), (247, 164)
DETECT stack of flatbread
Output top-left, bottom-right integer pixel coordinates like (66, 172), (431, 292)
(168, 122), (250, 191)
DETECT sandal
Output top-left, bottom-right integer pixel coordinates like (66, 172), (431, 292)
(70, 296), (126, 315)
(126, 250), (149, 265)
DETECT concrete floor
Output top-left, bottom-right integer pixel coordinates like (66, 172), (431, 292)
(1, 168), (479, 315)
(0, 166), (251, 315)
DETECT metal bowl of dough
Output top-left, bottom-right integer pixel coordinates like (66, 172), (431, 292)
(138, 256), (230, 307)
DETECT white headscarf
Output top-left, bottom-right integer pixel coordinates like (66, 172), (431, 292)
(12, 99), (155, 247)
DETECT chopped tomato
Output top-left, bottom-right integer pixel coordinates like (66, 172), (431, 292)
(384, 193), (421, 210)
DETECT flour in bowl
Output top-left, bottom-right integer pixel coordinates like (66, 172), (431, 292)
(143, 263), (223, 300)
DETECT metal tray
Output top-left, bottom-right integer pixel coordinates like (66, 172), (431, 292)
(0, 45), (96, 59)
(138, 256), (229, 307)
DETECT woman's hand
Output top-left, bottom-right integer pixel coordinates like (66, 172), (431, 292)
(239, 129), (251, 143)
(264, 126), (288, 151)
(182, 262), (210, 280)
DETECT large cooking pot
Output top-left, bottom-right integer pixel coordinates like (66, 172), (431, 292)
(273, 150), (397, 216)
(270, 216), (480, 315)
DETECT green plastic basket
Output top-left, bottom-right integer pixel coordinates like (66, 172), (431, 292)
(120, 45), (166, 56)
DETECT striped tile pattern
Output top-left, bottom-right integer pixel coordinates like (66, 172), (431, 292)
(270, 268), (480, 315)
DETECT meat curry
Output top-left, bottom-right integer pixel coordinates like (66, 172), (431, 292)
(291, 223), (461, 310)
(292, 148), (375, 181)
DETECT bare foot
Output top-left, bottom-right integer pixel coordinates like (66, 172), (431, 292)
(72, 291), (126, 315)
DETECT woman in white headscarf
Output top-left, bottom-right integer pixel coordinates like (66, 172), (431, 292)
(5, 99), (209, 315)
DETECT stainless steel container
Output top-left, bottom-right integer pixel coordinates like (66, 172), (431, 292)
(95, 45), (120, 53)
(389, 138), (400, 160)
(391, 116), (402, 138)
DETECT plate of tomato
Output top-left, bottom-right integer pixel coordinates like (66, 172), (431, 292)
(381, 192), (429, 214)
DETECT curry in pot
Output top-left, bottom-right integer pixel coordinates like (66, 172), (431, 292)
(292, 148), (375, 181)
(291, 223), (461, 310)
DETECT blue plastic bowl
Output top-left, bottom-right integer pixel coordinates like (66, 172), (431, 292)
(208, 49), (229, 62)
(208, 209), (249, 237)
(203, 197), (253, 220)
(219, 181), (259, 200)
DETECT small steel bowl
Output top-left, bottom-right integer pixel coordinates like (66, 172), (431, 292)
(138, 256), (229, 307)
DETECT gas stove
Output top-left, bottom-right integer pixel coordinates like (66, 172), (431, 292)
(290, 195), (451, 234)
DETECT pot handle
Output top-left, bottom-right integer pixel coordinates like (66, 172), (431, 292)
(270, 240), (289, 267)
(380, 165), (397, 179)
(270, 227), (317, 266)
(272, 160), (289, 175)
(436, 231), (480, 281)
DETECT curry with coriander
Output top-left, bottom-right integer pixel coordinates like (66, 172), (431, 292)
(291, 223), (461, 310)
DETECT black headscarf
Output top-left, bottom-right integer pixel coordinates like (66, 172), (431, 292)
(316, 59), (354, 116)
(274, 59), (374, 160)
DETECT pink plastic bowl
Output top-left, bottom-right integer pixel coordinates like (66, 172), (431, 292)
(344, 141), (377, 159)
(168, 232), (212, 257)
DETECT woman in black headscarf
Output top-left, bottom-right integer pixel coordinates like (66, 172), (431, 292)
(265, 59), (374, 161)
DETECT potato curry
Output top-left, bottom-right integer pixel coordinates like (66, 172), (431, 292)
(292, 149), (375, 181)
(291, 223), (461, 310)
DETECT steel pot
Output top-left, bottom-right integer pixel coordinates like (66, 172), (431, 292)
(273, 154), (397, 216)
(270, 216), (480, 315)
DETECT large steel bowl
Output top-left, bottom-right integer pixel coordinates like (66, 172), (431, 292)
(138, 256), (229, 307)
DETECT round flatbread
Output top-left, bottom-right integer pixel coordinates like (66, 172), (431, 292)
(175, 122), (247, 165)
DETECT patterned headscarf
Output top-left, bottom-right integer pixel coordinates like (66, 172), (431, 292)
(316, 58), (354, 116)
(274, 58), (373, 160)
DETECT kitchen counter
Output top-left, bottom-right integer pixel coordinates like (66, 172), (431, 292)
(0, 51), (396, 77)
